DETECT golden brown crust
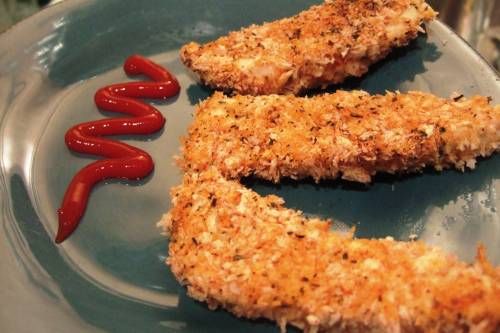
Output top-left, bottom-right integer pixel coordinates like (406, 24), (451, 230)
(180, 91), (500, 183)
(159, 168), (500, 333)
(180, 0), (437, 95)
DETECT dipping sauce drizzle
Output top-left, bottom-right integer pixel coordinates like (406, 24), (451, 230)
(56, 55), (180, 243)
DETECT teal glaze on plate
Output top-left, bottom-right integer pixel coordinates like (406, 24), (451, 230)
(0, 1), (499, 332)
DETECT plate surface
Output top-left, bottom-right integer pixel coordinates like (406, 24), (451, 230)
(0, 1), (499, 332)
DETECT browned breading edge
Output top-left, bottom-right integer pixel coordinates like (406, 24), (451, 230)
(159, 168), (500, 333)
(180, 91), (499, 183)
(180, 0), (437, 95)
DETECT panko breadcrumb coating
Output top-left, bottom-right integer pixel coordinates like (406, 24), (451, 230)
(180, 0), (436, 95)
(180, 91), (499, 183)
(159, 168), (500, 333)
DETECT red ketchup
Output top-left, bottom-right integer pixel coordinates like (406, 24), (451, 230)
(56, 55), (180, 243)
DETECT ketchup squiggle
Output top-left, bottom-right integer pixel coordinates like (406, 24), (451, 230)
(56, 55), (180, 243)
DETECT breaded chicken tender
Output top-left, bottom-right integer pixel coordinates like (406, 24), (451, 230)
(159, 168), (500, 333)
(180, 91), (499, 183)
(180, 0), (437, 95)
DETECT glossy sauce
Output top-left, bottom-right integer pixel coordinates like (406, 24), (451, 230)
(56, 55), (180, 243)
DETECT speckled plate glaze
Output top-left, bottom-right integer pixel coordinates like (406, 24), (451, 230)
(0, 1), (499, 332)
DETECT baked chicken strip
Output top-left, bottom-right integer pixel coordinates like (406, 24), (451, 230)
(159, 168), (500, 333)
(180, 0), (436, 95)
(180, 91), (499, 183)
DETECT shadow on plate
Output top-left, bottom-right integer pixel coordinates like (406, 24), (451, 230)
(245, 154), (499, 239)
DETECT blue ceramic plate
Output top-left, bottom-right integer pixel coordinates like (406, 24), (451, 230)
(0, 1), (499, 332)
